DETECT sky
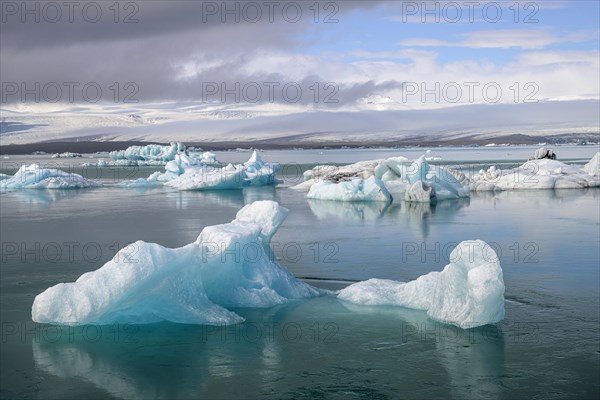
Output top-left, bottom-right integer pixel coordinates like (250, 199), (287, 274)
(2, 0), (598, 105)
(0, 0), (599, 143)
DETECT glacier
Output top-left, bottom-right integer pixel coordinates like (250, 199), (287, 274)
(31, 201), (321, 325)
(338, 240), (505, 328)
(0, 164), (101, 190)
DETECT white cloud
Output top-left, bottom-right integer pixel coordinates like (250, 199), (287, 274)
(399, 29), (595, 49)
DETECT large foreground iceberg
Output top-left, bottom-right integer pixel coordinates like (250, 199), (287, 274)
(0, 164), (101, 189)
(338, 240), (505, 328)
(32, 201), (321, 325)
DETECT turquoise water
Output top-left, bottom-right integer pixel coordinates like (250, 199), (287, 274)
(1, 148), (599, 399)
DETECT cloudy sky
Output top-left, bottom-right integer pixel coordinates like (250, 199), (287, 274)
(1, 0), (599, 143)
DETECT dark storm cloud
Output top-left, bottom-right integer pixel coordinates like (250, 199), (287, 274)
(1, 1), (393, 104)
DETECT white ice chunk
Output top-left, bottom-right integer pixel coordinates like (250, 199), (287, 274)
(52, 152), (82, 158)
(296, 155), (469, 202)
(405, 180), (436, 202)
(108, 142), (214, 167)
(235, 200), (289, 241)
(306, 176), (392, 202)
(243, 150), (280, 186)
(338, 240), (505, 328)
(165, 164), (246, 190)
(110, 142), (179, 163)
(1, 164), (101, 189)
(471, 159), (600, 191)
(583, 152), (600, 176)
(530, 147), (556, 160)
(31, 201), (322, 326)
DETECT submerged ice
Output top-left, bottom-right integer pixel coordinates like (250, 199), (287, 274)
(338, 240), (505, 328)
(31, 201), (321, 325)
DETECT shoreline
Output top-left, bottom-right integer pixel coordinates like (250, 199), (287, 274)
(1, 134), (598, 155)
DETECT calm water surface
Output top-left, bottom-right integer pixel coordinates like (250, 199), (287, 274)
(1, 148), (599, 399)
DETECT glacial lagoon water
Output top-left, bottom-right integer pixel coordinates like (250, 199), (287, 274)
(1, 146), (599, 399)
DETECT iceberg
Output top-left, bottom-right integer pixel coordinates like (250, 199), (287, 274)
(52, 152), (82, 158)
(0, 164), (101, 189)
(31, 201), (322, 325)
(470, 159), (600, 191)
(164, 163), (246, 190)
(404, 181), (436, 202)
(243, 150), (280, 186)
(155, 150), (279, 191)
(307, 176), (392, 202)
(110, 142), (180, 163)
(297, 155), (469, 203)
(529, 147), (556, 160)
(0, 173), (10, 181)
(583, 152), (600, 176)
(338, 240), (505, 328)
(108, 142), (218, 167)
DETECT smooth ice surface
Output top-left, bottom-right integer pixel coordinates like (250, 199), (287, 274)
(31, 201), (322, 325)
(584, 152), (600, 176)
(307, 176), (392, 202)
(0, 164), (101, 189)
(338, 240), (505, 328)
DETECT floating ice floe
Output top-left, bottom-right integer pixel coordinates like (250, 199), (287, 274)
(529, 146), (556, 160)
(338, 240), (505, 328)
(0, 164), (101, 189)
(129, 150), (279, 190)
(52, 152), (82, 158)
(106, 142), (219, 167)
(31, 201), (322, 326)
(296, 155), (469, 203)
(110, 142), (181, 164)
(470, 158), (600, 191)
(0, 173), (10, 181)
(583, 152), (600, 176)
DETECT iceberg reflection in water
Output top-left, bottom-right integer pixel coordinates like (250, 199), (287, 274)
(32, 297), (506, 400)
